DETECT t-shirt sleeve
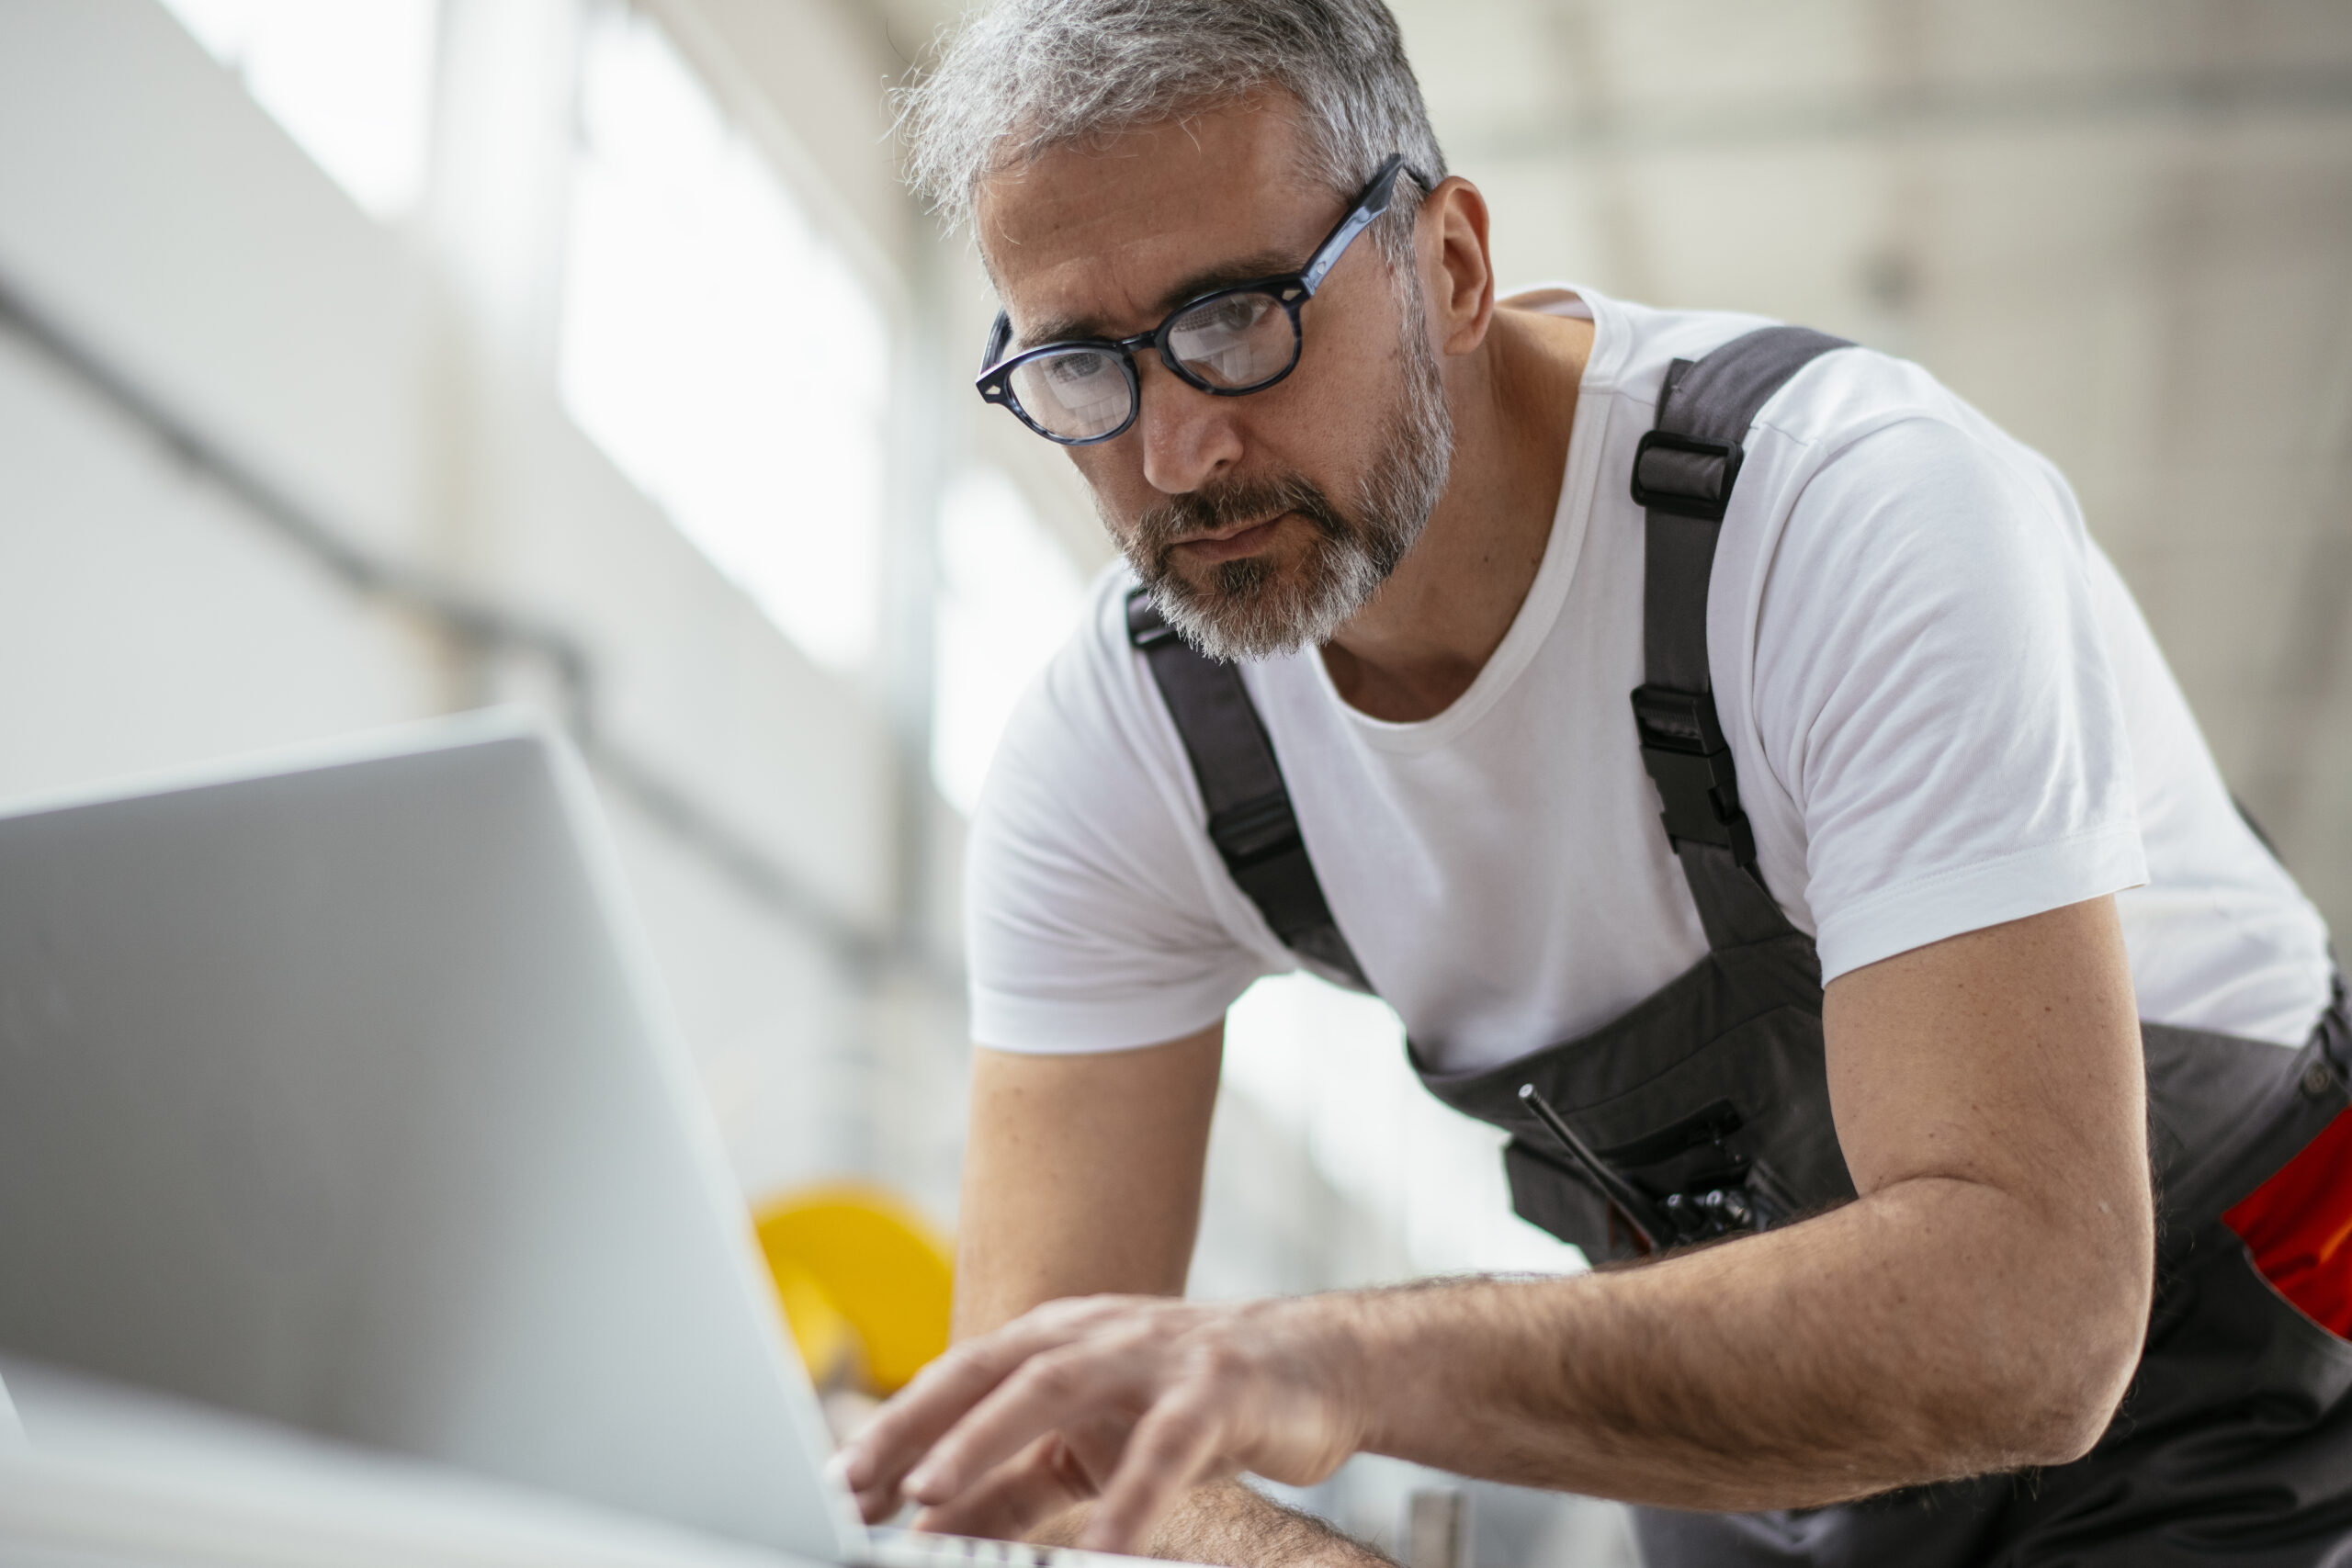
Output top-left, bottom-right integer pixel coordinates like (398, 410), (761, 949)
(1751, 415), (2148, 984)
(964, 607), (1271, 1052)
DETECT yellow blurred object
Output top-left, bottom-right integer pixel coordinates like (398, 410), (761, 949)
(754, 1183), (954, 1395)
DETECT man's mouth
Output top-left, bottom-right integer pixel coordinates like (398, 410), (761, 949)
(1171, 513), (1291, 564)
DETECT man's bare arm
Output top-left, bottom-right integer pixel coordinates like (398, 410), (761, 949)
(842, 898), (2154, 1548)
(934, 1029), (1387, 1566)
(951, 1032), (1222, 1337)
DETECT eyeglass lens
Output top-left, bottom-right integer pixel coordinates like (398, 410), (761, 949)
(1006, 289), (1302, 441)
(1009, 349), (1132, 443)
(1166, 292), (1295, 389)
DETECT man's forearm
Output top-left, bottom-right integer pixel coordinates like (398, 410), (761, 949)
(849, 1179), (2140, 1551)
(1345, 1173), (2146, 1510)
(1032, 1482), (1387, 1568)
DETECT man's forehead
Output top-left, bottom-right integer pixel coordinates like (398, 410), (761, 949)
(976, 101), (1328, 341)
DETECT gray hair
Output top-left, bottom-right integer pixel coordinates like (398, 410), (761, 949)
(898, 0), (1447, 267)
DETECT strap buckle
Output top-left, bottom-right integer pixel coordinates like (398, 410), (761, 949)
(1631, 684), (1756, 866)
(1124, 588), (1181, 649)
(1631, 430), (1744, 521)
(1209, 792), (1334, 935)
(1206, 792), (1301, 867)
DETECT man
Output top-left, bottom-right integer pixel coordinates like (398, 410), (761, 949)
(839, 2), (2352, 1563)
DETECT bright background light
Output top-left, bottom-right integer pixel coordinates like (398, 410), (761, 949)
(560, 6), (890, 675)
(159, 0), (438, 220)
(931, 468), (1087, 815)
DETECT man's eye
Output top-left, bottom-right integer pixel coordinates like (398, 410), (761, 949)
(1181, 297), (1262, 337)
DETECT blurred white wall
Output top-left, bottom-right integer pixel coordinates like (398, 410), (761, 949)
(0, 0), (927, 1213)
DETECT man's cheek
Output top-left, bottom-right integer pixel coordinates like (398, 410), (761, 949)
(1071, 451), (1141, 506)
(1085, 487), (1150, 548)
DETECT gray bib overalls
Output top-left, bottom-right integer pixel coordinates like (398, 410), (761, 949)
(1125, 327), (2352, 1564)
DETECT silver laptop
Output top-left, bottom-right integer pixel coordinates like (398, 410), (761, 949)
(0, 712), (1154, 1568)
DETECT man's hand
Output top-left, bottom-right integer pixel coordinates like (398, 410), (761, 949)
(837, 1294), (1367, 1552)
(910, 1029), (1391, 1566)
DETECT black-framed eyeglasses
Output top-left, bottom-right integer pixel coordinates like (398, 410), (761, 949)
(975, 153), (1430, 446)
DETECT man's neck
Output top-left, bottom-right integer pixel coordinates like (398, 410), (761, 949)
(1319, 305), (1593, 723)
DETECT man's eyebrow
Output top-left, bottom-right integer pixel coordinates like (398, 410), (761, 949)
(1016, 249), (1299, 347)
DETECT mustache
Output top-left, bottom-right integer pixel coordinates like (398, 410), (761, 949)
(1132, 474), (1354, 561)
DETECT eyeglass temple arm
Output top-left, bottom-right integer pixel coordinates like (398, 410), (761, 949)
(981, 311), (1013, 376)
(1297, 152), (1426, 296)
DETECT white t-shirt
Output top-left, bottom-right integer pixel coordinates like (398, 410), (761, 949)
(966, 286), (2334, 1070)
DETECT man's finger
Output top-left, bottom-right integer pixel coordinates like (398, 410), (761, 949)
(839, 1318), (1095, 1511)
(910, 1433), (1093, 1543)
(1078, 1393), (1228, 1554)
(837, 1353), (1004, 1517)
(905, 1338), (1153, 1507)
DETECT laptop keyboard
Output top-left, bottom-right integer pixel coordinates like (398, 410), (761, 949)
(864, 1525), (1176, 1568)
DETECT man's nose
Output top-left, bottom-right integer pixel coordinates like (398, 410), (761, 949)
(1135, 361), (1244, 496)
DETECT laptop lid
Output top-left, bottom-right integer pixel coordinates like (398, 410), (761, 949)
(0, 711), (867, 1560)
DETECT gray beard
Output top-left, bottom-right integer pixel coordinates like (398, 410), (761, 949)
(1112, 287), (1455, 664)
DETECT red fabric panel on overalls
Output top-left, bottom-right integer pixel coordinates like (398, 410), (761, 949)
(2223, 1108), (2352, 1338)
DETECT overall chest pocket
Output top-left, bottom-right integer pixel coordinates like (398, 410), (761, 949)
(1419, 942), (1855, 1263)
(1508, 1003), (1854, 1258)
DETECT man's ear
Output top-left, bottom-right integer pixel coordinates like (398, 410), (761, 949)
(1424, 176), (1497, 356)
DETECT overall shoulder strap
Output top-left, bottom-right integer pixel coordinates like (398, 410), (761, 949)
(1631, 324), (1849, 951)
(1125, 590), (1371, 991)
